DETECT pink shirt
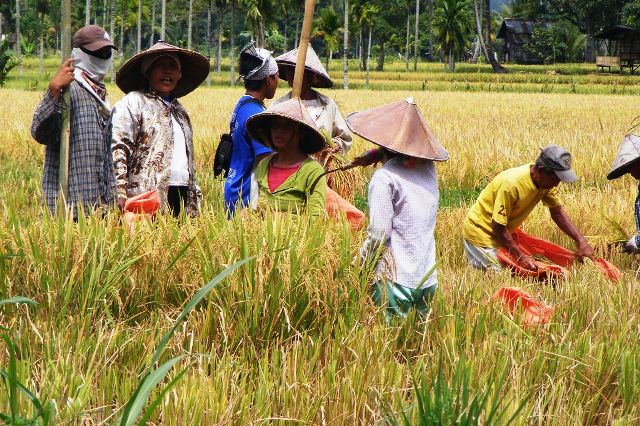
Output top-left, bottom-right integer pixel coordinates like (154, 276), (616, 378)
(268, 160), (302, 192)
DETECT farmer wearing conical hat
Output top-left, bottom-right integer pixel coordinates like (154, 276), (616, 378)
(224, 43), (280, 216)
(462, 146), (593, 272)
(31, 25), (117, 218)
(272, 45), (352, 154)
(607, 133), (640, 254)
(348, 98), (449, 318)
(111, 41), (209, 217)
(246, 98), (328, 218)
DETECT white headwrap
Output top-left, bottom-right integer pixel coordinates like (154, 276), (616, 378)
(71, 47), (112, 83)
(244, 47), (278, 81)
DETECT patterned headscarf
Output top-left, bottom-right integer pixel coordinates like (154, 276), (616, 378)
(240, 44), (278, 81)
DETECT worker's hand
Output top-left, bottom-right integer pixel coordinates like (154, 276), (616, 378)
(575, 240), (594, 260)
(518, 255), (538, 272)
(49, 57), (75, 101)
(622, 236), (640, 254)
(116, 197), (127, 213)
(352, 149), (383, 168)
(329, 140), (343, 154)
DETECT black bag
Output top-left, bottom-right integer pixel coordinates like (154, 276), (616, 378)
(213, 96), (262, 178)
(214, 133), (233, 178)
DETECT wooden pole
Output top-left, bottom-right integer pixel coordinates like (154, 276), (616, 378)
(291, 0), (316, 98)
(59, 0), (72, 203)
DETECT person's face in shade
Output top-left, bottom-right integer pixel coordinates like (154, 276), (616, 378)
(147, 56), (182, 97)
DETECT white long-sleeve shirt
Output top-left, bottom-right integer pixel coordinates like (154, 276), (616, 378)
(360, 157), (439, 289)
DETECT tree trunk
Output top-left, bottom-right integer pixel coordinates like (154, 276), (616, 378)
(206, 0), (211, 86)
(283, 13), (287, 52)
(471, 37), (480, 63)
(473, 0), (507, 73)
(16, 0), (22, 76)
(188, 0), (193, 49)
(103, 0), (108, 28)
(405, 10), (410, 72)
(585, 23), (595, 63)
(413, 0), (419, 70)
(376, 40), (384, 71)
(216, 4), (223, 76)
(109, 0), (115, 81)
(150, 0), (155, 47)
(230, 3), (235, 85)
(358, 27), (362, 72)
(137, 0), (142, 53)
(39, 34), (44, 75)
(343, 0), (349, 89)
(365, 24), (371, 86)
(326, 49), (330, 71)
(119, 3), (124, 63)
(257, 19), (265, 48)
(161, 0), (166, 40)
(0, 10), (3, 39)
(482, 0), (490, 47)
(427, 0), (433, 61)
(86, 0), (91, 25)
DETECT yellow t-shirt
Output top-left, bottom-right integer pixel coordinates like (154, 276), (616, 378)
(462, 163), (562, 248)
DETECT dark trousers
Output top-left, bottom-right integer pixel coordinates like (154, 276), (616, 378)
(167, 186), (189, 217)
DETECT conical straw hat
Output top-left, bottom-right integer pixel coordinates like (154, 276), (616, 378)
(607, 134), (640, 180)
(275, 45), (333, 88)
(346, 97), (449, 161)
(246, 98), (327, 154)
(116, 41), (209, 98)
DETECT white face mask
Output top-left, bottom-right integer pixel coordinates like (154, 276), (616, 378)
(71, 47), (113, 83)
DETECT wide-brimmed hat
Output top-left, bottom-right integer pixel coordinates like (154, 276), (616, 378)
(346, 97), (449, 161)
(246, 98), (326, 154)
(116, 41), (209, 97)
(275, 45), (333, 88)
(607, 134), (640, 180)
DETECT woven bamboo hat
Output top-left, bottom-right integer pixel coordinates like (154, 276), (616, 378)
(116, 41), (209, 98)
(246, 98), (326, 154)
(607, 134), (640, 180)
(346, 97), (449, 161)
(275, 45), (333, 88)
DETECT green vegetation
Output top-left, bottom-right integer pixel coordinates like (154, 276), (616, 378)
(5, 56), (640, 95)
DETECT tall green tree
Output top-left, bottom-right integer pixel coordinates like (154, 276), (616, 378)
(241, 0), (278, 47)
(432, 0), (473, 71)
(314, 7), (342, 69)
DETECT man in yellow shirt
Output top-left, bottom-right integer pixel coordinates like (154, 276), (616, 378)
(462, 145), (593, 271)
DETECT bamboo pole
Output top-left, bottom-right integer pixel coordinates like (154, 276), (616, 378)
(59, 0), (72, 203)
(291, 0), (316, 98)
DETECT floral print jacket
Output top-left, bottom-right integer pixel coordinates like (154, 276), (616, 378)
(111, 90), (201, 215)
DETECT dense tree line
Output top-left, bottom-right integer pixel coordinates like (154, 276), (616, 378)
(0, 0), (639, 79)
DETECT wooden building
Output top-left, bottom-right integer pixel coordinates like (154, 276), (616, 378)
(496, 19), (543, 65)
(595, 26), (640, 74)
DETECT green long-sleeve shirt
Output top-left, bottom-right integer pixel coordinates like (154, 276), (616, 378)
(252, 154), (327, 218)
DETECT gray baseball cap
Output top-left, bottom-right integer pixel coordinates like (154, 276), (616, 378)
(538, 145), (578, 183)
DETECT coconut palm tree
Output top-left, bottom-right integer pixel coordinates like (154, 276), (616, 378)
(432, 0), (472, 72)
(241, 0), (278, 47)
(472, 0), (507, 73)
(314, 7), (342, 70)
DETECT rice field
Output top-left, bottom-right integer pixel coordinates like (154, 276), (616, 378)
(2, 65), (640, 424)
